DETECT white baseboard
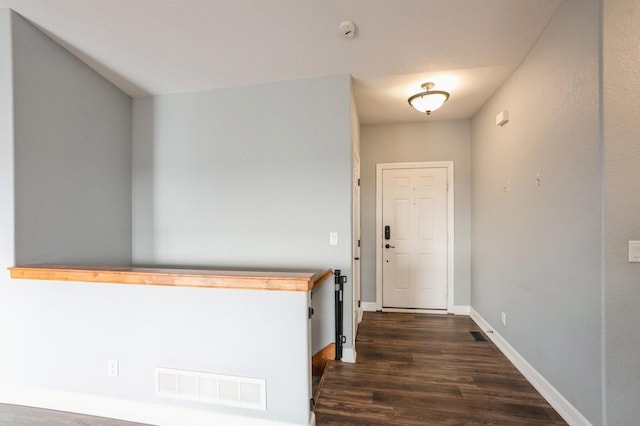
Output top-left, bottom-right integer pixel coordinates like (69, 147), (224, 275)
(363, 303), (469, 316)
(0, 384), (307, 426)
(453, 305), (470, 315)
(341, 347), (357, 363)
(382, 307), (447, 315)
(469, 308), (591, 426)
(361, 302), (377, 312)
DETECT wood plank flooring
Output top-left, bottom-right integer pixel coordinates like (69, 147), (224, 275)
(0, 403), (149, 426)
(314, 312), (567, 425)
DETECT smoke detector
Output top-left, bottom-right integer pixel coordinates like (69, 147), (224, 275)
(338, 21), (357, 39)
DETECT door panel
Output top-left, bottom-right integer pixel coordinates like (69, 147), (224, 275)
(418, 198), (435, 240)
(394, 199), (411, 240)
(382, 167), (448, 309)
(419, 254), (435, 290)
(395, 254), (410, 290)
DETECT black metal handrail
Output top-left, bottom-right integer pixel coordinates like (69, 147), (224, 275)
(334, 269), (347, 360)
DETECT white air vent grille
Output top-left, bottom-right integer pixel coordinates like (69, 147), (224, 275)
(155, 368), (266, 411)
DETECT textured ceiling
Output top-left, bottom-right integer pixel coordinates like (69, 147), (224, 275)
(0, 0), (563, 124)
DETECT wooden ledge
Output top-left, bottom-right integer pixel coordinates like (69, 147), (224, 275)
(8, 265), (333, 292)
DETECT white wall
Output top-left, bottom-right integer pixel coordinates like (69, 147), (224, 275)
(11, 12), (132, 266)
(359, 120), (471, 307)
(602, 0), (640, 423)
(470, 0), (601, 422)
(2, 280), (313, 426)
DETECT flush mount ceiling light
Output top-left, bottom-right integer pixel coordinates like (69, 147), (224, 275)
(407, 82), (450, 115)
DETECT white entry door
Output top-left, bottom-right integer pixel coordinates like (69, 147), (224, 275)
(381, 167), (448, 309)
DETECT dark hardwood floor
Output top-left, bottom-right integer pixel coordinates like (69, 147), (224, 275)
(0, 403), (149, 426)
(314, 312), (567, 425)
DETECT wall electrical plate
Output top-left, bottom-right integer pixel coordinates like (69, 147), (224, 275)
(496, 110), (509, 126)
(629, 241), (640, 263)
(108, 359), (119, 377)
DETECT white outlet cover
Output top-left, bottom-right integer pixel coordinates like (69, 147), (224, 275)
(108, 360), (119, 377)
(496, 110), (509, 126)
(629, 241), (640, 262)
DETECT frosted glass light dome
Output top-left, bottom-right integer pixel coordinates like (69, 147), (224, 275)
(408, 82), (450, 115)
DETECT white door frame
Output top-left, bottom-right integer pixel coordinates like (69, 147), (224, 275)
(352, 151), (362, 340)
(375, 161), (454, 313)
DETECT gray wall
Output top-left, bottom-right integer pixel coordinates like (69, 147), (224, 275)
(11, 1), (640, 423)
(0, 12), (322, 425)
(470, 0), (601, 422)
(1, 6), (133, 386)
(0, 9), (16, 383)
(603, 0), (640, 423)
(132, 75), (354, 351)
(0, 9), (13, 268)
(12, 12), (132, 266)
(360, 120), (471, 306)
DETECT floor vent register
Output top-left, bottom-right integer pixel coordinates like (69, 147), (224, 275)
(155, 367), (266, 411)
(469, 331), (488, 342)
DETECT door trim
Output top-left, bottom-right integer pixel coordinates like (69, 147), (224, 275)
(375, 161), (454, 312)
(352, 149), (361, 352)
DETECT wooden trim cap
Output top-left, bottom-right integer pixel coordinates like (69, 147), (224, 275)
(8, 265), (334, 292)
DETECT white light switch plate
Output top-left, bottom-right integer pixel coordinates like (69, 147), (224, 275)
(629, 241), (640, 263)
(329, 232), (338, 246)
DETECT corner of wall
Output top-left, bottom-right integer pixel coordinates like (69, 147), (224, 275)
(470, 0), (601, 422)
(0, 8), (15, 267)
(11, 12), (132, 265)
